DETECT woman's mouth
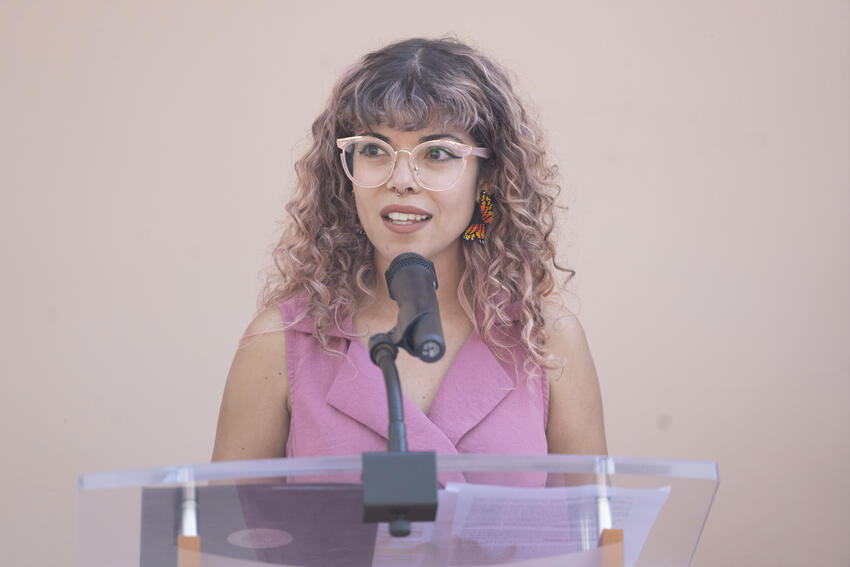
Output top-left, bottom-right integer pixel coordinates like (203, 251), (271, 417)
(380, 206), (433, 233)
(384, 211), (432, 225)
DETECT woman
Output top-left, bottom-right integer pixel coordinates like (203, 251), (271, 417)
(212, 37), (606, 464)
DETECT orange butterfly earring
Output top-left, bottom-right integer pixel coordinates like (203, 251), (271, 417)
(463, 190), (494, 244)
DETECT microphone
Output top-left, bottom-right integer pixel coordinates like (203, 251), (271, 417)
(385, 253), (446, 362)
(363, 253), (442, 530)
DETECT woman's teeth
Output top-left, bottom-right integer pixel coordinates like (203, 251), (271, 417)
(385, 212), (431, 224)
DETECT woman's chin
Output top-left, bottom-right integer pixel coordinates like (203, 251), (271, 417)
(372, 239), (462, 269)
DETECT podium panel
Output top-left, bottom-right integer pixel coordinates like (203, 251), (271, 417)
(79, 455), (718, 566)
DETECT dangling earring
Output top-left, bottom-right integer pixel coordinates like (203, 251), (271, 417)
(463, 190), (494, 244)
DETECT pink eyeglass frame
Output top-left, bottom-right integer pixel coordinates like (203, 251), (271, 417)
(335, 135), (491, 191)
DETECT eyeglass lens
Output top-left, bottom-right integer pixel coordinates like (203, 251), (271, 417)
(341, 138), (466, 191)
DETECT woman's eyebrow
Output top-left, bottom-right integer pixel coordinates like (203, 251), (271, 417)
(358, 132), (466, 145)
(360, 132), (392, 143)
(419, 133), (464, 143)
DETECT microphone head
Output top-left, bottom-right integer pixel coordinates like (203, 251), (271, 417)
(384, 252), (444, 362)
(385, 252), (438, 299)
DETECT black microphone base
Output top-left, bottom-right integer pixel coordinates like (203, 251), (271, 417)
(361, 451), (438, 527)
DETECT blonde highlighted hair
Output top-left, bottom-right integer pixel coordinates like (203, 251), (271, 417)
(262, 37), (572, 372)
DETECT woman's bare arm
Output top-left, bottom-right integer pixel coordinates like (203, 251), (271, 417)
(212, 307), (290, 461)
(545, 305), (608, 455)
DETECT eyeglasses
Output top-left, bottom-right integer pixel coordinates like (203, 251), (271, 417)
(336, 136), (490, 192)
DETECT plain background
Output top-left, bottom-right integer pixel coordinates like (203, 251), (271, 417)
(2, 1), (848, 565)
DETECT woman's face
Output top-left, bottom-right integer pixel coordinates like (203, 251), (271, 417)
(351, 124), (480, 271)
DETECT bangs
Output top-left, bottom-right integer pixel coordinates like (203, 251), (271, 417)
(336, 50), (491, 137)
(340, 80), (483, 135)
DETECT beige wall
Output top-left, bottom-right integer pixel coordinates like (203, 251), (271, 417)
(2, 1), (848, 565)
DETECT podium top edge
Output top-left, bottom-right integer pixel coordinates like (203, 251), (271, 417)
(78, 454), (718, 491)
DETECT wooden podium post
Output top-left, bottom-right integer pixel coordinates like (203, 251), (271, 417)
(177, 535), (201, 567)
(178, 482), (200, 567)
(599, 528), (624, 567)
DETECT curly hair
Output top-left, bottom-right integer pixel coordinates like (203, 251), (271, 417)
(261, 37), (572, 373)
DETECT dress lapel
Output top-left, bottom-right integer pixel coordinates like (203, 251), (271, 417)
(325, 340), (462, 457)
(324, 340), (467, 484)
(298, 296), (521, 484)
(323, 325), (517, 450)
(427, 332), (516, 446)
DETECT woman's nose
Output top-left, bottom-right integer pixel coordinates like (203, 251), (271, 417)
(386, 150), (422, 194)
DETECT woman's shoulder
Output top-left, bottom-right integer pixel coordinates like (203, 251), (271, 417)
(542, 293), (584, 332)
(245, 304), (286, 334)
(235, 306), (288, 364)
(239, 294), (326, 355)
(541, 295), (592, 375)
(261, 292), (326, 336)
(275, 292), (312, 327)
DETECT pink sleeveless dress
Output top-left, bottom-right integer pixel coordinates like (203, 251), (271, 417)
(279, 295), (549, 486)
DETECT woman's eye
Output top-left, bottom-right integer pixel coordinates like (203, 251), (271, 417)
(359, 143), (385, 157)
(425, 146), (459, 161)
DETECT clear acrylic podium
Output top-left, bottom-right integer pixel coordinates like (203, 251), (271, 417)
(79, 454), (718, 566)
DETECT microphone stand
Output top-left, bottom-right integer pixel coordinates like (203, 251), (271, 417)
(362, 332), (438, 537)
